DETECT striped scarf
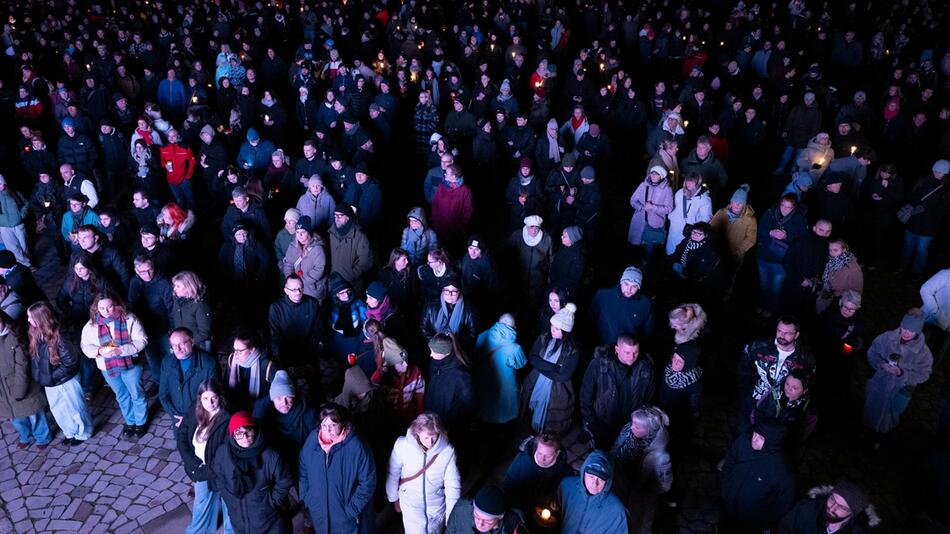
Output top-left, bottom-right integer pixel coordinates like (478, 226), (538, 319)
(96, 312), (135, 378)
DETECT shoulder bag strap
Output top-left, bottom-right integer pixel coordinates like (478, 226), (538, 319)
(398, 452), (441, 487)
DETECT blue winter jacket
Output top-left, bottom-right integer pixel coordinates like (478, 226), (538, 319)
(556, 450), (629, 533)
(299, 429), (376, 534)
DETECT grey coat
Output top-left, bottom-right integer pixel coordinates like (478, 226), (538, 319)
(281, 234), (328, 302)
(863, 329), (933, 433)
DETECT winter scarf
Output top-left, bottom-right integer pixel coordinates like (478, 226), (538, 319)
(96, 312), (135, 377)
(528, 337), (563, 430)
(333, 299), (361, 336)
(663, 364), (702, 389)
(522, 227), (544, 247)
(434, 296), (465, 334)
(366, 295), (392, 322)
(229, 350), (263, 398)
(822, 251), (855, 287)
(226, 436), (266, 497)
(135, 128), (155, 146)
(547, 120), (561, 162)
(678, 238), (703, 267)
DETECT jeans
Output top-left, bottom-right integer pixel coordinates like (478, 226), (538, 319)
(186, 480), (234, 534)
(901, 230), (933, 275)
(757, 260), (787, 312)
(11, 411), (51, 445)
(169, 180), (194, 210)
(102, 364), (148, 426)
(46, 376), (94, 440)
(774, 146), (803, 174)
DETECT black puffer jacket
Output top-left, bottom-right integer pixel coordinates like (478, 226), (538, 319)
(176, 409), (231, 487)
(31, 338), (81, 387)
(57, 133), (98, 173)
(212, 435), (293, 534)
(720, 425), (795, 531)
(420, 299), (477, 350)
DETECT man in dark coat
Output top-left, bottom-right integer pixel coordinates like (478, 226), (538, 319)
(97, 119), (129, 201)
(197, 125), (228, 198)
(774, 92), (822, 175)
(446, 485), (526, 534)
(299, 403), (376, 534)
(781, 219), (832, 317)
(57, 118), (98, 175)
(158, 327), (218, 427)
(502, 434), (572, 529)
(588, 267), (653, 345)
(780, 480), (880, 533)
(268, 275), (322, 369)
(74, 225), (132, 291)
(260, 371), (316, 473)
(580, 335), (655, 448)
(129, 255), (174, 387)
(738, 316), (815, 413)
(719, 421), (796, 533)
(221, 186), (273, 242)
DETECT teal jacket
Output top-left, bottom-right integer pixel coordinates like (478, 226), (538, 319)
(0, 190), (29, 227)
(60, 207), (100, 243)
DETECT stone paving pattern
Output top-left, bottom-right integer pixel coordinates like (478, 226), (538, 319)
(0, 241), (941, 533)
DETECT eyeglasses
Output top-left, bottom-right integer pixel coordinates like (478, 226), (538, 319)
(840, 305), (859, 312)
(443, 289), (460, 295)
(285, 286), (303, 293)
(233, 346), (251, 354)
(233, 428), (255, 440)
(171, 340), (193, 349)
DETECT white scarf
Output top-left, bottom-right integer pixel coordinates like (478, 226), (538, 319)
(522, 227), (543, 247)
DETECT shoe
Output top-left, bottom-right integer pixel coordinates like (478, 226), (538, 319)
(16, 442), (30, 449)
(36, 443), (49, 451)
(69, 439), (87, 447)
(122, 424), (135, 438)
(61, 438), (76, 446)
(133, 424), (148, 437)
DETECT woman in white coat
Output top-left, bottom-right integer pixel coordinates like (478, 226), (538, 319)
(386, 412), (462, 534)
(665, 173), (713, 255)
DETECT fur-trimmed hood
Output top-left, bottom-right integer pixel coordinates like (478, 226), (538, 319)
(807, 485), (881, 528)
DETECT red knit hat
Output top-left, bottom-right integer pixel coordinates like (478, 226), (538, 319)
(228, 411), (256, 436)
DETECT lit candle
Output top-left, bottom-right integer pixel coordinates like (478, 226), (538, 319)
(192, 95), (198, 103)
(490, 43), (494, 51)
(683, 120), (689, 128)
(86, 63), (91, 70)
(850, 145), (857, 155)
(818, 157), (825, 166)
(540, 509), (552, 521)
(264, 114), (271, 122)
(720, 41), (724, 47)
(599, 62), (605, 71)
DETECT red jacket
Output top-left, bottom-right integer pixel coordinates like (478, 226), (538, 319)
(431, 182), (474, 242)
(159, 143), (196, 185)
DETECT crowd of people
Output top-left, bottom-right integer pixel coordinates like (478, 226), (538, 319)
(0, 0), (948, 532)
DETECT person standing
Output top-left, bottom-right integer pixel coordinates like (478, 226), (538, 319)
(628, 166), (674, 265)
(176, 379), (232, 534)
(279, 216), (328, 303)
(0, 311), (51, 449)
(780, 480), (881, 533)
(522, 304), (580, 436)
(756, 194), (807, 315)
(159, 128), (197, 210)
(159, 327), (218, 428)
(863, 309), (934, 448)
(213, 412), (293, 533)
(0, 175), (32, 268)
(610, 407), (674, 534)
(580, 334), (655, 449)
(588, 267), (654, 345)
(26, 302), (94, 445)
(385, 412), (462, 534)
(299, 403), (376, 534)
(900, 159), (949, 276)
(502, 434), (572, 530)
(80, 292), (149, 438)
(474, 314), (526, 427)
(665, 173), (713, 256)
(328, 203), (374, 295)
(738, 316), (814, 413)
(556, 451), (629, 532)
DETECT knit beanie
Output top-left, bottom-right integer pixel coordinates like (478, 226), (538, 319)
(228, 411), (256, 435)
(200, 124), (215, 138)
(731, 183), (750, 204)
(284, 208), (301, 222)
(832, 480), (869, 515)
(563, 226), (583, 243)
(0, 251), (15, 269)
(580, 166), (595, 179)
(933, 159), (950, 175)
(900, 308), (925, 334)
(428, 336), (453, 356)
(648, 165), (668, 179)
(524, 214), (543, 227)
(366, 280), (387, 301)
(562, 153), (577, 167)
(382, 338), (407, 365)
(550, 303), (577, 332)
(621, 266), (643, 287)
(328, 273), (351, 296)
(269, 371), (294, 400)
(473, 486), (507, 519)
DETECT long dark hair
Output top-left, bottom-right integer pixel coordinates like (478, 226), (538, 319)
(195, 379), (227, 442)
(27, 302), (62, 365)
(69, 251), (106, 294)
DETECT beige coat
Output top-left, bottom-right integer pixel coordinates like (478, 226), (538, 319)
(710, 205), (757, 257)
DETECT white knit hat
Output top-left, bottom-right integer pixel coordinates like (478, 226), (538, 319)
(550, 303), (577, 332)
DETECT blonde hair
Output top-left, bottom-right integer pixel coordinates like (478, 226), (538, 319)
(171, 271), (206, 301)
(409, 412), (445, 439)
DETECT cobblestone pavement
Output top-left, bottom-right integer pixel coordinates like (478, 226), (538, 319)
(0, 239), (942, 533)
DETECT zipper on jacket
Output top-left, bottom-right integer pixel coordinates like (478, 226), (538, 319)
(422, 451), (428, 533)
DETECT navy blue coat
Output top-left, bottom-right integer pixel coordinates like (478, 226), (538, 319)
(588, 286), (654, 345)
(299, 430), (376, 534)
(158, 349), (218, 419)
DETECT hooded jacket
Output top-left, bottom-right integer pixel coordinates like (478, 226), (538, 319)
(666, 186), (713, 255)
(401, 208), (439, 264)
(863, 329), (933, 433)
(580, 346), (655, 443)
(299, 429), (376, 534)
(711, 204), (757, 257)
(474, 322), (526, 424)
(328, 222), (373, 293)
(503, 436), (573, 513)
(385, 429), (462, 534)
(0, 328), (47, 419)
(780, 485), (880, 534)
(556, 451), (629, 533)
(295, 189), (337, 232)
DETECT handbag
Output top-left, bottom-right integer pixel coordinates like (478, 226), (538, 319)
(898, 184), (944, 224)
(641, 224), (667, 245)
(398, 452), (441, 487)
